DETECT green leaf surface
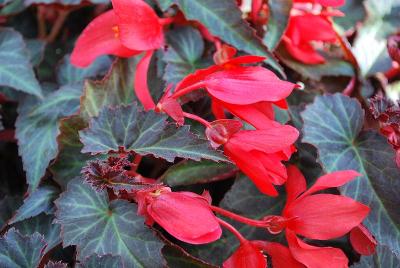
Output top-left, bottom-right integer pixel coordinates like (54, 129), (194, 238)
(80, 104), (226, 162)
(278, 48), (355, 80)
(263, 0), (292, 50)
(352, 245), (400, 267)
(334, 0), (366, 32)
(164, 26), (211, 85)
(188, 175), (285, 265)
(0, 196), (22, 228)
(16, 85), (81, 192)
(25, 39), (46, 66)
(51, 59), (138, 189)
(76, 254), (123, 268)
(10, 185), (59, 224)
(352, 0), (400, 76)
(161, 160), (236, 186)
(162, 245), (217, 268)
(55, 178), (164, 267)
(57, 55), (112, 86)
(0, 28), (42, 98)
(12, 214), (62, 254)
(301, 93), (400, 256)
(0, 228), (46, 268)
(160, 0), (284, 75)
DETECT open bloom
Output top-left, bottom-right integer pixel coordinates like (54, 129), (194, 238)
(206, 119), (299, 196)
(135, 186), (222, 244)
(71, 0), (164, 67)
(282, 1), (343, 64)
(263, 165), (370, 267)
(171, 51), (297, 128)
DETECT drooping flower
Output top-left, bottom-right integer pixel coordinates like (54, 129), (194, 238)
(206, 119), (299, 196)
(171, 53), (297, 128)
(262, 165), (370, 267)
(135, 186), (222, 244)
(223, 240), (267, 268)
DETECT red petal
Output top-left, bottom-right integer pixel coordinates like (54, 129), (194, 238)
(71, 10), (140, 67)
(224, 143), (279, 196)
(204, 66), (296, 104)
(211, 99), (226, 119)
(317, 0), (345, 7)
(287, 14), (337, 43)
(285, 165), (307, 208)
(223, 241), (267, 268)
(134, 50), (156, 110)
(286, 230), (348, 268)
(148, 192), (221, 244)
(285, 194), (370, 240)
(301, 170), (361, 197)
(228, 125), (299, 153)
(174, 65), (222, 92)
(257, 152), (288, 185)
(218, 101), (277, 129)
(223, 55), (266, 66)
(350, 224), (377, 256)
(111, 0), (164, 50)
(158, 97), (184, 125)
(262, 242), (305, 268)
(283, 40), (326, 64)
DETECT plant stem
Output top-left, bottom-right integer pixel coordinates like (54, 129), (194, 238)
(46, 10), (70, 43)
(217, 218), (247, 244)
(182, 112), (212, 128)
(171, 81), (206, 99)
(211, 206), (269, 228)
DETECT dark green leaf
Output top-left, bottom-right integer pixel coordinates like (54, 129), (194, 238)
(164, 26), (211, 85)
(161, 160), (236, 186)
(163, 245), (217, 268)
(80, 104), (226, 162)
(352, 0), (400, 76)
(0, 28), (42, 98)
(188, 175), (285, 265)
(10, 185), (59, 224)
(16, 85), (81, 192)
(160, 0), (284, 75)
(12, 214), (62, 254)
(0, 196), (22, 228)
(0, 228), (46, 268)
(302, 93), (400, 256)
(278, 47), (355, 80)
(25, 39), (46, 67)
(55, 178), (164, 267)
(351, 245), (400, 267)
(57, 55), (112, 86)
(76, 254), (123, 268)
(263, 0), (292, 50)
(51, 59), (138, 189)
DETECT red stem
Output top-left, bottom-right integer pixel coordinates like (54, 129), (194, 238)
(211, 206), (270, 228)
(171, 81), (206, 99)
(182, 112), (212, 128)
(217, 218), (247, 243)
(131, 154), (143, 172)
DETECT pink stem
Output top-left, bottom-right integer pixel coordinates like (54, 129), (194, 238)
(217, 218), (247, 244)
(182, 112), (212, 128)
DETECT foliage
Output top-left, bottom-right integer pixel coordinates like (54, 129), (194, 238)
(0, 0), (399, 267)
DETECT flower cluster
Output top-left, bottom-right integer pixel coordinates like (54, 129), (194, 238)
(71, 0), (376, 266)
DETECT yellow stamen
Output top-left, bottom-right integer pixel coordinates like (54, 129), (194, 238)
(112, 25), (120, 39)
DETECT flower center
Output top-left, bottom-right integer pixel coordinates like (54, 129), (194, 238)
(112, 25), (120, 39)
(262, 215), (287, 234)
(205, 124), (229, 148)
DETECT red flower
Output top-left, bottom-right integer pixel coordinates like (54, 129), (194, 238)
(223, 240), (267, 268)
(206, 120), (299, 196)
(293, 0), (345, 7)
(282, 10), (340, 64)
(350, 224), (377, 256)
(258, 241), (305, 268)
(172, 54), (297, 128)
(135, 186), (222, 244)
(71, 0), (164, 67)
(264, 165), (370, 267)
